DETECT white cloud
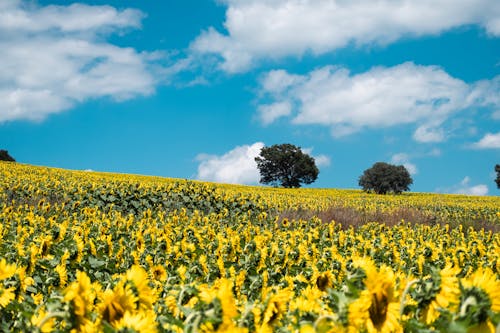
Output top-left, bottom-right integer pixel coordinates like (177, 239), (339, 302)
(302, 147), (331, 167)
(258, 62), (500, 142)
(313, 155), (331, 168)
(452, 177), (489, 196)
(259, 69), (304, 95)
(0, 1), (143, 33)
(191, 0), (500, 72)
(427, 148), (442, 157)
(390, 153), (418, 175)
(0, 1), (159, 123)
(257, 101), (292, 125)
(413, 126), (445, 143)
(196, 142), (264, 184)
(468, 76), (500, 109)
(471, 132), (500, 149)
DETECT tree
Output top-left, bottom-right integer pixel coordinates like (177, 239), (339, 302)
(495, 164), (500, 189)
(0, 150), (15, 162)
(255, 143), (319, 188)
(359, 162), (412, 194)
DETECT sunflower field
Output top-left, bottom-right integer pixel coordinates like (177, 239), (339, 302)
(0, 162), (499, 332)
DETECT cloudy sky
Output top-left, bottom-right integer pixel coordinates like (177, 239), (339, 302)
(1, 0), (499, 195)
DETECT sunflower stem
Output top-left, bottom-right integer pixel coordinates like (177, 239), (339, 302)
(184, 312), (199, 333)
(178, 286), (189, 308)
(400, 279), (419, 316)
(238, 304), (254, 327)
(185, 312), (202, 333)
(459, 296), (477, 317)
(37, 311), (67, 329)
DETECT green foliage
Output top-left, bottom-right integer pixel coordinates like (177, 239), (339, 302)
(0, 150), (15, 162)
(255, 143), (319, 188)
(359, 162), (413, 194)
(3, 178), (271, 218)
(495, 164), (500, 189)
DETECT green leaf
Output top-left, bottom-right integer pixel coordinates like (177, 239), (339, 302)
(88, 256), (105, 269)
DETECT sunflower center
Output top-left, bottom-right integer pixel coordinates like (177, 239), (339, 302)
(369, 292), (388, 328)
(102, 300), (125, 323)
(40, 241), (50, 256)
(316, 275), (330, 291)
(153, 269), (163, 280)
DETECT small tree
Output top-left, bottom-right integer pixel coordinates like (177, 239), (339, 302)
(255, 143), (319, 188)
(359, 162), (412, 194)
(0, 150), (15, 162)
(495, 164), (500, 189)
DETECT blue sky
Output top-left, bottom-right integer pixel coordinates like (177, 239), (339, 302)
(1, 0), (499, 194)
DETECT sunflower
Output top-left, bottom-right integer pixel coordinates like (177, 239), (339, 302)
(198, 278), (239, 330)
(458, 267), (500, 331)
(55, 263), (68, 287)
(125, 265), (157, 311)
(421, 265), (460, 324)
(151, 265), (167, 282)
(31, 307), (55, 333)
(290, 286), (323, 314)
(0, 259), (16, 280)
(216, 279), (239, 329)
(234, 270), (246, 296)
(15, 240), (25, 257)
(349, 264), (402, 333)
(349, 257), (377, 281)
(73, 235), (85, 263)
(136, 235), (145, 253)
(32, 293), (44, 306)
(162, 322), (184, 333)
(164, 295), (181, 318)
(56, 221), (69, 241)
(28, 244), (39, 273)
(258, 288), (293, 331)
(112, 310), (158, 333)
(312, 269), (335, 292)
(0, 286), (16, 308)
(38, 235), (53, 258)
(89, 239), (97, 256)
(100, 281), (137, 324)
(177, 265), (187, 282)
(199, 255), (209, 275)
(16, 266), (35, 294)
(64, 271), (96, 320)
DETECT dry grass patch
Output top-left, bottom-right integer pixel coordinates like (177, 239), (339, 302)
(277, 205), (500, 233)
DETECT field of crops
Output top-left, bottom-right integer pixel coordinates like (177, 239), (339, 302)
(0, 161), (499, 332)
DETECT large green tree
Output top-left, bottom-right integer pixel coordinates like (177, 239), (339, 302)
(495, 164), (500, 189)
(359, 162), (413, 194)
(0, 150), (15, 162)
(255, 143), (319, 188)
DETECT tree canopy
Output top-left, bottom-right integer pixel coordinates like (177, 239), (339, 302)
(255, 143), (319, 188)
(359, 162), (413, 194)
(495, 164), (500, 189)
(0, 150), (15, 162)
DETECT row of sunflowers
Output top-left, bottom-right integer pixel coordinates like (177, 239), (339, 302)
(0, 162), (499, 332)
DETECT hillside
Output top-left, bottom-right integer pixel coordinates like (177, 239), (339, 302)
(2, 162), (499, 227)
(0, 162), (499, 332)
